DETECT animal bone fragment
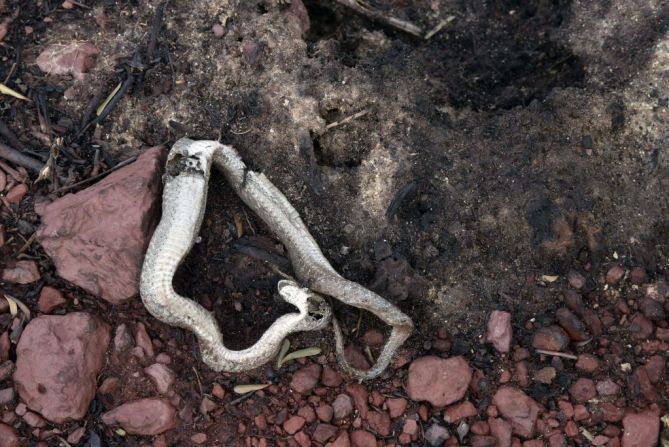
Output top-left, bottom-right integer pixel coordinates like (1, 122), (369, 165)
(141, 138), (413, 379)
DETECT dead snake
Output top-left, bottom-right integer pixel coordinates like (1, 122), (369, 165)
(140, 138), (413, 379)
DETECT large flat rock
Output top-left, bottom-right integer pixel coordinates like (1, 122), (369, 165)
(37, 146), (167, 304)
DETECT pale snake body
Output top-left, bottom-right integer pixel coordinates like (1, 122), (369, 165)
(140, 138), (413, 379)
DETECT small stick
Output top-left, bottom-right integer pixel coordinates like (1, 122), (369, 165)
(16, 233), (36, 255)
(0, 119), (30, 152)
(146, 1), (168, 63)
(0, 143), (43, 173)
(535, 349), (578, 360)
(335, 0), (423, 37)
(53, 155), (137, 194)
(325, 109), (369, 130)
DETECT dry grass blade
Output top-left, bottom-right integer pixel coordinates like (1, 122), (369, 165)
(233, 383), (270, 394)
(279, 347), (321, 367)
(0, 83), (29, 101)
(96, 82), (122, 116)
(276, 339), (290, 368)
(3, 295), (18, 316)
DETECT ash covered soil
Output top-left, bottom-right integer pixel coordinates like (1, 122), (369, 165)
(0, 0), (668, 446)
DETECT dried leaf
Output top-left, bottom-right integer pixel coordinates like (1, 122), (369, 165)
(0, 82), (29, 101)
(96, 82), (122, 116)
(3, 295), (17, 316)
(279, 347), (321, 366)
(276, 339), (290, 368)
(233, 383), (270, 394)
(540, 274), (559, 283)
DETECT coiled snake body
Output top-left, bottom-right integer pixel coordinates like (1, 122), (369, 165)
(140, 138), (413, 379)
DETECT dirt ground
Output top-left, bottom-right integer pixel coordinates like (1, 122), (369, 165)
(1, 0), (669, 446)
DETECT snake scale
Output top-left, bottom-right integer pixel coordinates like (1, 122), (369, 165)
(140, 138), (413, 380)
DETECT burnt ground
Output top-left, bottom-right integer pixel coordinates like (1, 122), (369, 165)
(1, 0), (669, 446)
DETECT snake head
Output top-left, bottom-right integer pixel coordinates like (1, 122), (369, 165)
(277, 280), (331, 330)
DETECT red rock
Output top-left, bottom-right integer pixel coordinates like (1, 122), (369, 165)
(621, 410), (659, 447)
(113, 323), (134, 352)
(424, 424), (451, 446)
(569, 378), (596, 402)
(322, 366), (342, 387)
(628, 313), (653, 339)
(13, 313), (110, 423)
(575, 354), (600, 373)
(606, 265), (625, 284)
(645, 281), (669, 301)
(297, 406), (315, 423)
(535, 367), (556, 384)
(1, 260), (40, 284)
(513, 347), (530, 361)
(563, 290), (585, 316)
(98, 377), (119, 394)
(386, 397), (408, 418)
(492, 387), (541, 438)
(134, 322), (155, 358)
(564, 421), (578, 437)
(406, 356), (472, 407)
(656, 327), (669, 340)
(0, 422), (19, 447)
(212, 383), (225, 399)
(556, 308), (589, 341)
(36, 147), (167, 304)
(37, 287), (67, 314)
(583, 310), (603, 336)
(333, 394), (354, 420)
(344, 344), (371, 370)
(567, 270), (586, 289)
(5, 183), (28, 204)
(629, 367), (657, 402)
(362, 329), (384, 348)
(592, 435), (610, 446)
(644, 355), (665, 383)
(290, 364), (321, 394)
(345, 383), (369, 416)
(639, 298), (665, 321)
(199, 397), (216, 415)
(499, 369), (512, 384)
(191, 433), (207, 444)
(472, 436), (497, 447)
(532, 326), (569, 351)
(486, 310), (513, 353)
(317, 404), (334, 422)
(35, 42), (99, 80)
(313, 423), (338, 443)
(0, 387), (14, 406)
(557, 400), (573, 419)
(596, 379), (621, 397)
(471, 421), (490, 435)
(548, 433), (567, 447)
(144, 363), (175, 394)
(444, 400), (477, 423)
(350, 430), (376, 447)
(328, 431), (350, 447)
(366, 410), (391, 436)
(284, 415), (305, 435)
(22, 411), (45, 427)
(403, 418), (418, 436)
(514, 361), (529, 387)
(573, 404), (589, 421)
(101, 398), (176, 435)
(488, 418), (512, 447)
(598, 403), (624, 422)
(67, 426), (86, 444)
(523, 441), (543, 447)
(629, 267), (647, 285)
